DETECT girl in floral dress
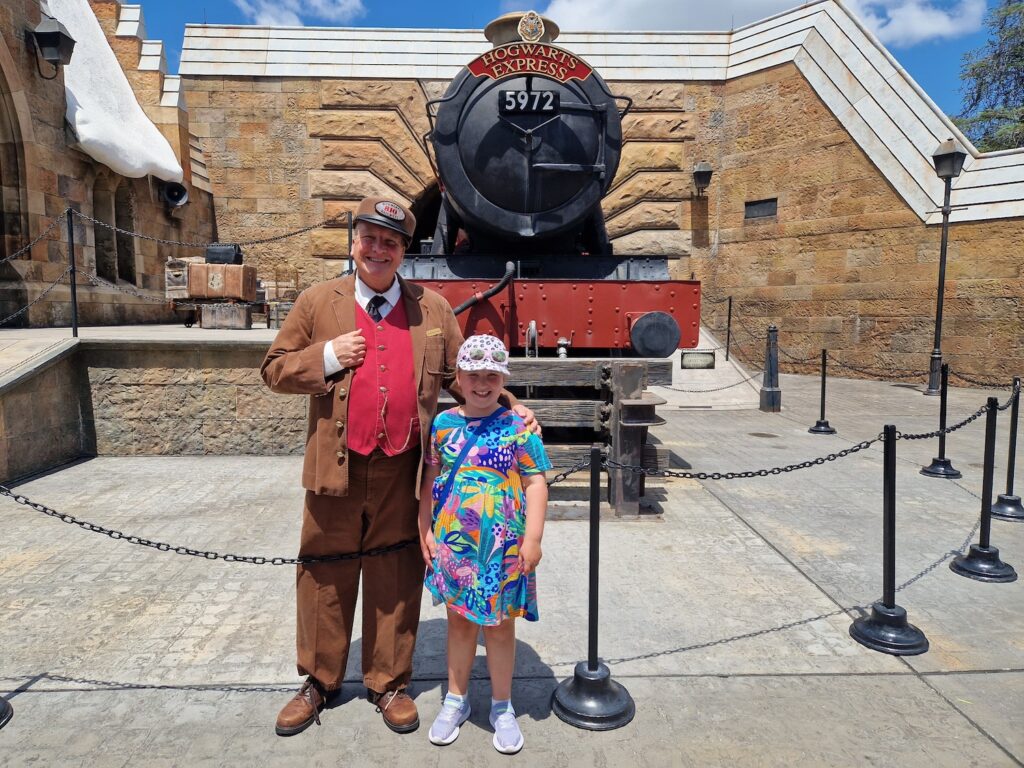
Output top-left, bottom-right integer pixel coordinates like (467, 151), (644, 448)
(418, 335), (550, 754)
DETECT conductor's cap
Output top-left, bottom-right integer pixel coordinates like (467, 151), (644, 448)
(353, 196), (416, 240)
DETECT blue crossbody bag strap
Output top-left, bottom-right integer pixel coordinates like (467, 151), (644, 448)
(435, 408), (506, 512)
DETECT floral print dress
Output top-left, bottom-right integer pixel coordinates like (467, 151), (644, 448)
(425, 407), (551, 625)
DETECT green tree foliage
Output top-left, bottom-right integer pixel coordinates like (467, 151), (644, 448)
(955, 0), (1024, 151)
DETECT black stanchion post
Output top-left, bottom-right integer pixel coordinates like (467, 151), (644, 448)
(921, 364), (961, 478)
(725, 296), (732, 362)
(992, 377), (1024, 521)
(809, 348), (836, 434)
(759, 324), (781, 412)
(0, 697), (11, 730)
(849, 424), (929, 655)
(66, 210), (79, 338)
(950, 398), (1018, 581)
(552, 445), (635, 731)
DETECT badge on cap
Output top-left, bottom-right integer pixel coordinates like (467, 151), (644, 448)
(375, 201), (405, 221)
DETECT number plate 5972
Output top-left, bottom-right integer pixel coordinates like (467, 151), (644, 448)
(498, 90), (560, 115)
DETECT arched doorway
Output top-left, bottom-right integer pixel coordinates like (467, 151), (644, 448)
(0, 61), (26, 261)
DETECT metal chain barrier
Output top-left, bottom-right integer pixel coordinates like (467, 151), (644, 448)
(829, 358), (928, 380)
(892, 401), (990, 440)
(0, 483), (415, 565)
(996, 379), (1021, 411)
(604, 437), (879, 481)
(948, 369), (1018, 390)
(547, 458), (591, 486)
(0, 461), (591, 565)
(0, 267), (71, 327)
(0, 209), (69, 266)
(71, 208), (348, 249)
(667, 371), (762, 394)
(594, 517), (982, 667)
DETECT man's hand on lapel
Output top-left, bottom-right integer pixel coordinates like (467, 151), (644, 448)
(331, 330), (367, 368)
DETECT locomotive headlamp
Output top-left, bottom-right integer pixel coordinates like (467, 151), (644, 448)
(692, 161), (713, 196)
(28, 15), (76, 79)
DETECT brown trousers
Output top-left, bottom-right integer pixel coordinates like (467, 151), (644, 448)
(296, 448), (424, 693)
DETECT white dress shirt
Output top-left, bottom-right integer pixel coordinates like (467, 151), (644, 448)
(322, 276), (403, 377)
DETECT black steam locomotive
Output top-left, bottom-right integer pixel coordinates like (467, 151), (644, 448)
(404, 11), (699, 356)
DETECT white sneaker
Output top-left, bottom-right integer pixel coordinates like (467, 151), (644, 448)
(428, 700), (471, 746)
(490, 710), (524, 754)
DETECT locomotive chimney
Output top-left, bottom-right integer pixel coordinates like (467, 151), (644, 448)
(483, 10), (560, 46)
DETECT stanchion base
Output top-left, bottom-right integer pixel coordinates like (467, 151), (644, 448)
(950, 544), (1018, 582)
(808, 420), (836, 435)
(0, 697), (12, 731)
(849, 602), (929, 656)
(991, 494), (1024, 521)
(551, 661), (635, 731)
(920, 457), (962, 479)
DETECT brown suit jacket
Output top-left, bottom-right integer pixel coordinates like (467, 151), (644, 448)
(261, 274), (464, 498)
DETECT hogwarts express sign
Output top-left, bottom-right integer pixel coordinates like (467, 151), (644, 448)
(467, 43), (594, 82)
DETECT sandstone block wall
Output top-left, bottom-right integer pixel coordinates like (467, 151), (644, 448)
(0, 353), (90, 483)
(682, 63), (1023, 379)
(181, 63), (1024, 378)
(83, 342), (306, 456)
(0, 341), (312, 483)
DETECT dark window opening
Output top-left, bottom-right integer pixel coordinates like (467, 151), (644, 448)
(93, 185), (117, 282)
(744, 198), (777, 220)
(114, 183), (137, 285)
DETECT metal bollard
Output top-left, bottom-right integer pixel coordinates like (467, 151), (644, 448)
(950, 398), (1018, 581)
(552, 445), (635, 730)
(849, 424), (929, 655)
(921, 364), (961, 478)
(809, 349), (836, 434)
(759, 324), (781, 412)
(66, 211), (79, 338)
(992, 377), (1023, 521)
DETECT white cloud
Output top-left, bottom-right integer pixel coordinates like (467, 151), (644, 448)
(232, 0), (366, 27)
(538, 0), (985, 47)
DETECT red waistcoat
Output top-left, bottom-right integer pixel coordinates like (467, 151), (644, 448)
(347, 299), (420, 457)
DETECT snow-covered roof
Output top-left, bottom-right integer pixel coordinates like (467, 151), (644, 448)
(49, 0), (182, 182)
(179, 0), (1023, 224)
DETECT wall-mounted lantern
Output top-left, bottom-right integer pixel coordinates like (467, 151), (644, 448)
(692, 161), (713, 196)
(28, 15), (76, 80)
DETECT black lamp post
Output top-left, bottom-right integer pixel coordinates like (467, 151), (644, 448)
(693, 161), (713, 196)
(924, 138), (967, 396)
(28, 15), (76, 79)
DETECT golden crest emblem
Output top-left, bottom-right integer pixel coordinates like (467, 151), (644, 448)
(517, 11), (545, 43)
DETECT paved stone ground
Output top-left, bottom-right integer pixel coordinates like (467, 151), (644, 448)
(2, 373), (1022, 766)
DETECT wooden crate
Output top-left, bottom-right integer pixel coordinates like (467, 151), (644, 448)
(268, 301), (294, 329)
(188, 263), (257, 301)
(200, 303), (252, 330)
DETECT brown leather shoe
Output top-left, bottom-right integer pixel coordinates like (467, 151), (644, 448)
(369, 689), (419, 733)
(275, 678), (331, 736)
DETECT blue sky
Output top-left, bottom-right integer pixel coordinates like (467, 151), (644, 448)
(142, 0), (996, 117)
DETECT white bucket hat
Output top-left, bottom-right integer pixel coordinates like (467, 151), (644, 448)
(456, 334), (510, 376)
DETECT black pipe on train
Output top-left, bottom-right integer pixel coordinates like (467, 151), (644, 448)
(453, 262), (516, 316)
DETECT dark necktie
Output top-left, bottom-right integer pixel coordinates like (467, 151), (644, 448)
(366, 294), (387, 322)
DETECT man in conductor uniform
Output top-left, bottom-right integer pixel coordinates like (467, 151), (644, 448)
(261, 196), (532, 737)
